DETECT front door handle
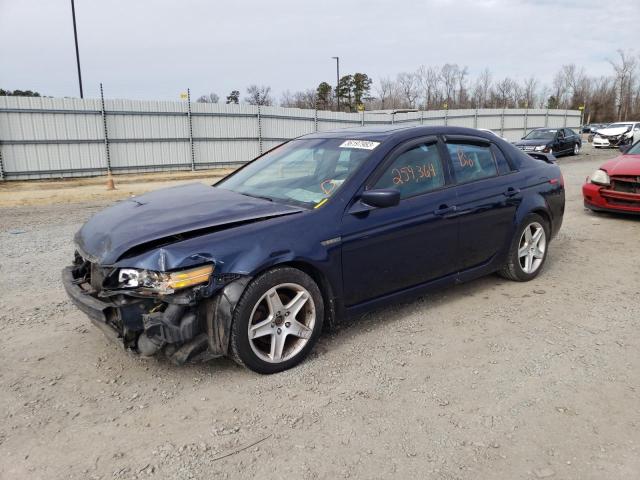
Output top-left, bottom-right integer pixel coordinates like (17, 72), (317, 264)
(434, 205), (457, 216)
(503, 187), (521, 197)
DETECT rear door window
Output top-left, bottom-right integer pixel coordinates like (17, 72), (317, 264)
(446, 143), (498, 184)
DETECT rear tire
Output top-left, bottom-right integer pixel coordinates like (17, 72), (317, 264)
(229, 267), (324, 374)
(499, 213), (550, 282)
(571, 143), (580, 155)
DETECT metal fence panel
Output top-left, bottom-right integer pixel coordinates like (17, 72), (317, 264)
(0, 96), (582, 180)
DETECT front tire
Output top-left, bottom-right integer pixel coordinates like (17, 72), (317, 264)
(499, 213), (550, 282)
(229, 267), (324, 374)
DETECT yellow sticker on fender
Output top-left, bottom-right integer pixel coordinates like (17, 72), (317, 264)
(339, 140), (380, 150)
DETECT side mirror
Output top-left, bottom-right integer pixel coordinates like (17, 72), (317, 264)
(361, 189), (400, 208)
(619, 145), (631, 153)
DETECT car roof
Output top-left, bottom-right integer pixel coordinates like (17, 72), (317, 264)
(299, 125), (504, 142)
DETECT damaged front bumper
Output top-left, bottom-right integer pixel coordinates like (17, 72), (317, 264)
(592, 134), (633, 148)
(62, 258), (250, 364)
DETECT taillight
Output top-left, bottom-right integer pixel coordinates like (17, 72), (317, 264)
(550, 173), (564, 186)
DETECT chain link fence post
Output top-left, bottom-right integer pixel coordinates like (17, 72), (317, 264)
(0, 144), (5, 181)
(314, 107), (318, 132)
(420, 110), (424, 125)
(444, 108), (448, 126)
(474, 108), (478, 128)
(361, 110), (365, 126)
(563, 109), (568, 128)
(545, 108), (549, 127)
(257, 105), (263, 155)
(187, 88), (195, 171)
(523, 108), (528, 138)
(99, 83), (111, 174)
(500, 107), (505, 137)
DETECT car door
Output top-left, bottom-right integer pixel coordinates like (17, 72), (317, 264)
(441, 136), (520, 273)
(554, 129), (567, 154)
(564, 128), (578, 149)
(340, 137), (459, 306)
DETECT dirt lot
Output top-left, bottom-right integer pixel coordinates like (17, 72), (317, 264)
(1, 144), (639, 480)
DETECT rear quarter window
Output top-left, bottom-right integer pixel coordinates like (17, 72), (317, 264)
(446, 143), (498, 184)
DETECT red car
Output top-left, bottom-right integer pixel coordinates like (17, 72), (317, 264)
(583, 142), (640, 214)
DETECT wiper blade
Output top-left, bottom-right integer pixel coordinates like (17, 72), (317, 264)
(241, 192), (273, 202)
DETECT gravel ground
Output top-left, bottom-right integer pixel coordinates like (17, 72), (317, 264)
(1, 144), (639, 480)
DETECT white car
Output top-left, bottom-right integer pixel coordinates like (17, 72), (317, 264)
(592, 122), (640, 148)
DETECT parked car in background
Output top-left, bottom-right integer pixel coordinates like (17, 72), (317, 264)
(63, 125), (565, 373)
(477, 128), (508, 141)
(582, 123), (604, 133)
(592, 122), (640, 148)
(583, 141), (640, 214)
(588, 123), (610, 142)
(513, 128), (582, 156)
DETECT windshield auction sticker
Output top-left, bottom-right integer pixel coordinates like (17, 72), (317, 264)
(339, 140), (380, 150)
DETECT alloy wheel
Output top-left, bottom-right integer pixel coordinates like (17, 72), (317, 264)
(518, 222), (546, 274)
(247, 283), (316, 363)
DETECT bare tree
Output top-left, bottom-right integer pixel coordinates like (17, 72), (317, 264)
(552, 70), (569, 108)
(396, 72), (419, 108)
(522, 77), (538, 108)
(196, 92), (219, 103)
(375, 77), (394, 110)
(416, 65), (440, 109)
(608, 50), (638, 120)
(440, 64), (459, 106)
(245, 85), (273, 106)
(472, 68), (492, 108)
(456, 66), (470, 108)
(494, 77), (517, 108)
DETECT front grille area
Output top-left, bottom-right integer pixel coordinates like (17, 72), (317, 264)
(611, 176), (640, 194)
(72, 252), (112, 294)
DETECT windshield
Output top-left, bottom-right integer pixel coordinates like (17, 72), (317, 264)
(216, 138), (376, 208)
(607, 123), (632, 130)
(524, 129), (556, 140)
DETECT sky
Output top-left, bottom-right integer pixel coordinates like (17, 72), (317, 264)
(0, 0), (638, 102)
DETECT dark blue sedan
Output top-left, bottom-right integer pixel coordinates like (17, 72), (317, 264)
(63, 126), (565, 373)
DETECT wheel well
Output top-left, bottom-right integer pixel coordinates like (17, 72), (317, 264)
(530, 208), (552, 233)
(253, 261), (337, 331)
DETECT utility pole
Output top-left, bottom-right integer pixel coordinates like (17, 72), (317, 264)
(332, 56), (340, 111)
(71, 0), (84, 98)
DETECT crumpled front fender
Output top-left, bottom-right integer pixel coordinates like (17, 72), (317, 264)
(204, 276), (252, 356)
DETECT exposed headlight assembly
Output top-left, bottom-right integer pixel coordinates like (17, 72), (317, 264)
(117, 264), (214, 294)
(534, 145), (546, 151)
(590, 169), (610, 186)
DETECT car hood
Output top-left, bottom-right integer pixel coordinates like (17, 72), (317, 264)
(75, 183), (304, 266)
(514, 139), (551, 146)
(596, 126), (631, 137)
(600, 154), (640, 176)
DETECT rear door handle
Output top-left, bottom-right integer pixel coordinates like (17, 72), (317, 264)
(434, 205), (457, 216)
(503, 187), (521, 197)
